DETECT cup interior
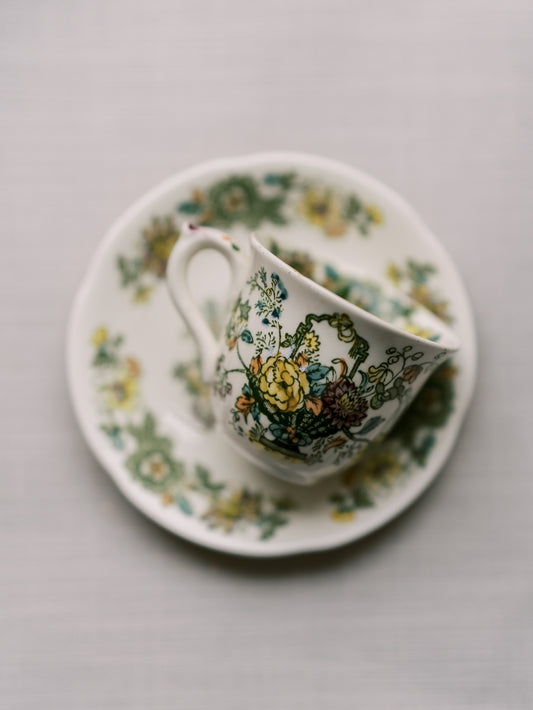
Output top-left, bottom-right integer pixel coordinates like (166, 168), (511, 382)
(255, 235), (460, 352)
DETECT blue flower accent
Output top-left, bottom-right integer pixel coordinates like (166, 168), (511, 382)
(269, 423), (311, 447)
(272, 273), (288, 300)
(306, 363), (330, 382)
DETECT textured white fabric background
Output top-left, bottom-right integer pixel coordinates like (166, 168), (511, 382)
(1, 1), (532, 708)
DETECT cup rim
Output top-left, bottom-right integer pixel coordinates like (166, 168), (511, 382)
(251, 233), (461, 354)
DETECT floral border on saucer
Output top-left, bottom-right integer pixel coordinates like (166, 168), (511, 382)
(116, 172), (384, 303)
(89, 169), (459, 542)
(91, 303), (456, 542)
(91, 325), (456, 538)
(90, 327), (296, 541)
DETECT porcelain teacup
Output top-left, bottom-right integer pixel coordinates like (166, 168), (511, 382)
(167, 223), (460, 485)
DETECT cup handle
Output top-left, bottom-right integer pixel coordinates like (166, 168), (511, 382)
(166, 223), (248, 384)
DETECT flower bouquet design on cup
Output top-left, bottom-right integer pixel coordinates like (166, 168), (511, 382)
(167, 224), (460, 485)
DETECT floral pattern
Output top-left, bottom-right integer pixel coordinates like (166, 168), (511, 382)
(91, 327), (295, 540)
(116, 173), (383, 303)
(386, 259), (453, 324)
(117, 216), (180, 302)
(99, 170), (461, 538)
(177, 172), (382, 237)
(215, 267), (435, 468)
(91, 325), (457, 531)
(327, 360), (457, 519)
(268, 242), (443, 340)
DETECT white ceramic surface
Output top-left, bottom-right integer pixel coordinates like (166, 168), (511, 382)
(67, 151), (477, 557)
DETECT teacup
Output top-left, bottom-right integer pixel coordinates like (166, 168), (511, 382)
(167, 223), (460, 485)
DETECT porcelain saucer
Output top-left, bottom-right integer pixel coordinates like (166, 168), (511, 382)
(67, 152), (476, 557)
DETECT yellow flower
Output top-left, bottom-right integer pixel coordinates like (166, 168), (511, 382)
(102, 371), (138, 411)
(366, 205), (383, 224)
(386, 263), (402, 287)
(368, 364), (388, 383)
(91, 327), (108, 347)
(331, 510), (355, 523)
(258, 355), (309, 412)
(404, 322), (435, 340)
(410, 285), (452, 323)
(299, 188), (348, 237)
(304, 330), (320, 353)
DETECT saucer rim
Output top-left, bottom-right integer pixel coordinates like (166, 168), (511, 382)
(66, 150), (477, 557)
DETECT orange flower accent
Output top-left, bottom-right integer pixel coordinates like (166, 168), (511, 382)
(334, 358), (348, 377)
(402, 365), (422, 383)
(295, 352), (308, 370)
(125, 357), (141, 378)
(250, 355), (262, 376)
(324, 437), (347, 451)
(286, 426), (299, 442)
(236, 393), (255, 419)
(304, 395), (323, 415)
(227, 335), (238, 351)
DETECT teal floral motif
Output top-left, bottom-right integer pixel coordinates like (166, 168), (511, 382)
(116, 173), (384, 304)
(216, 267), (432, 467)
(126, 413), (185, 494)
(177, 172), (383, 237)
(91, 327), (295, 539)
(387, 259), (453, 324)
(178, 175), (288, 230)
(269, 242), (442, 340)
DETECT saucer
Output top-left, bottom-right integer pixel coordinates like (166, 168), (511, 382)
(67, 152), (476, 557)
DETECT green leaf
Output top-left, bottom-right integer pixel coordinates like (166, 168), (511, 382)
(177, 201), (203, 215)
(412, 433), (436, 465)
(92, 347), (117, 367)
(280, 334), (295, 348)
(344, 194), (362, 220)
(258, 513), (288, 540)
(262, 197), (287, 225)
(370, 394), (384, 409)
(271, 496), (296, 512)
(194, 464), (225, 493)
(263, 172), (296, 190)
(357, 416), (383, 436)
(117, 255), (142, 287)
(352, 486), (374, 509)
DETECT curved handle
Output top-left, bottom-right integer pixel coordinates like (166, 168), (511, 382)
(167, 223), (248, 384)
